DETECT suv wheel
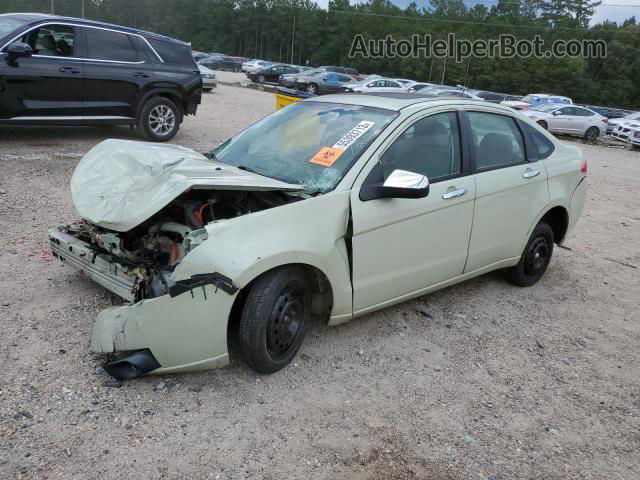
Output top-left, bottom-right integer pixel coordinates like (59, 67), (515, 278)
(138, 97), (180, 142)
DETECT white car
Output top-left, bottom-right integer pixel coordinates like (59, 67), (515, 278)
(198, 65), (217, 92)
(343, 78), (408, 93)
(242, 59), (272, 73)
(524, 105), (606, 141)
(502, 94), (573, 111)
(414, 87), (484, 101)
(608, 112), (640, 140)
(628, 126), (640, 148)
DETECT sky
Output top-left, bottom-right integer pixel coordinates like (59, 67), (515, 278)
(314, 1), (640, 25)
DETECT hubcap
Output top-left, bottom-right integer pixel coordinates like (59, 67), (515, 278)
(149, 105), (176, 136)
(266, 282), (305, 360)
(524, 236), (549, 276)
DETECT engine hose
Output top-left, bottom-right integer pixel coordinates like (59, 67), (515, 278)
(184, 202), (203, 229)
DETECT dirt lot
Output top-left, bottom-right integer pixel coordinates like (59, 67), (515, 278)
(1, 86), (639, 480)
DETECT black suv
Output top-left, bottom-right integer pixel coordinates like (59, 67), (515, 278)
(0, 13), (201, 141)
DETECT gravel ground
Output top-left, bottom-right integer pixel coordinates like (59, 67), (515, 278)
(0, 86), (639, 480)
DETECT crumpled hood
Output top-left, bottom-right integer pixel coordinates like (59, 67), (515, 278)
(71, 139), (303, 232)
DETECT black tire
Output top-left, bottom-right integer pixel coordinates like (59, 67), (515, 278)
(137, 97), (180, 142)
(257, 74), (266, 84)
(537, 120), (548, 130)
(238, 266), (311, 374)
(584, 126), (599, 141)
(307, 83), (318, 95)
(508, 222), (554, 287)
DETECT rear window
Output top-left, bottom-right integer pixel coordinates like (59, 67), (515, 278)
(147, 38), (194, 66)
(85, 28), (138, 62)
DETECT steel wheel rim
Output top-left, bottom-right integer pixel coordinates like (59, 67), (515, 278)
(266, 281), (306, 361)
(524, 236), (549, 277)
(149, 105), (176, 136)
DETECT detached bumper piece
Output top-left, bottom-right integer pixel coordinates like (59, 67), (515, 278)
(48, 226), (138, 302)
(103, 349), (161, 380)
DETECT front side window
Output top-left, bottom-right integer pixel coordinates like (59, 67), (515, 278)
(211, 102), (397, 194)
(380, 112), (462, 182)
(85, 28), (138, 62)
(468, 111), (525, 169)
(14, 24), (75, 57)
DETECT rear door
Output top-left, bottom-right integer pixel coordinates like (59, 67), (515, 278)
(0, 23), (83, 119)
(80, 26), (148, 120)
(463, 110), (550, 272)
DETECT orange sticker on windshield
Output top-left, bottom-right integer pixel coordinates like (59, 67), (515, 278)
(310, 147), (345, 167)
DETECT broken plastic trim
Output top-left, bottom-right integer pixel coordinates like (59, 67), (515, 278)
(103, 349), (161, 380)
(169, 272), (238, 298)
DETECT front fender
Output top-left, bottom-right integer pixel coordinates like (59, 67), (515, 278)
(172, 191), (353, 319)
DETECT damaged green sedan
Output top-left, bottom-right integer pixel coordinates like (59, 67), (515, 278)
(49, 94), (587, 379)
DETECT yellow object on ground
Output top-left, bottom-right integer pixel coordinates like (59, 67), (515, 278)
(275, 91), (302, 110)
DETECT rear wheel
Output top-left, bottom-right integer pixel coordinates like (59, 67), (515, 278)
(307, 83), (318, 95)
(138, 97), (180, 142)
(508, 222), (554, 287)
(257, 74), (266, 84)
(584, 126), (599, 141)
(537, 120), (548, 130)
(238, 267), (311, 374)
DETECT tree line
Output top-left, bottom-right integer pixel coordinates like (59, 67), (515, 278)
(2, 0), (639, 109)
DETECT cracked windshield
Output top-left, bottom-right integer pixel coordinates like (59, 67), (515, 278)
(210, 101), (397, 193)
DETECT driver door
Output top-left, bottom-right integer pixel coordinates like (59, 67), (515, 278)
(350, 110), (476, 313)
(548, 107), (573, 133)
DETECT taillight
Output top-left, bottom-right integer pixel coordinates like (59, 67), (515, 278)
(581, 157), (588, 174)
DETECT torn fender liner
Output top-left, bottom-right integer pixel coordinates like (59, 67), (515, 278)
(103, 349), (161, 380)
(169, 272), (238, 297)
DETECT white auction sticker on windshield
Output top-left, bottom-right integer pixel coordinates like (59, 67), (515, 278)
(332, 121), (375, 150)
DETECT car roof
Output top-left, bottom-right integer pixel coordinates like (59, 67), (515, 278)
(1, 13), (188, 45)
(306, 92), (510, 112)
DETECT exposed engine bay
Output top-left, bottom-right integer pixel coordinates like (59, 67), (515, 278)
(52, 189), (298, 301)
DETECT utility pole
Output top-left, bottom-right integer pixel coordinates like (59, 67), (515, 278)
(441, 55), (447, 85)
(290, 16), (295, 65)
(81, 0), (85, 19)
(50, 0), (54, 14)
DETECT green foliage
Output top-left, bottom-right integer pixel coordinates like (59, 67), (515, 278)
(1, 0), (638, 108)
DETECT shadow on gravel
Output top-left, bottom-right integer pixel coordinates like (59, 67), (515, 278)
(0, 125), (142, 145)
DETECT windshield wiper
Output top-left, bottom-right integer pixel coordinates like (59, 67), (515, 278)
(237, 165), (257, 173)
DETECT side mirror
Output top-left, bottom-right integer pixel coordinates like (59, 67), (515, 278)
(6, 42), (33, 59)
(552, 110), (562, 116)
(360, 169), (430, 201)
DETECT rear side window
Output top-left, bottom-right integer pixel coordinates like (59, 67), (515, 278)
(519, 122), (555, 160)
(468, 111), (525, 169)
(147, 38), (194, 66)
(85, 28), (138, 62)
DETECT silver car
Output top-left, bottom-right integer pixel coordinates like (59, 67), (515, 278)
(198, 65), (217, 92)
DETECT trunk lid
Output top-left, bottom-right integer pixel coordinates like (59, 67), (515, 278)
(71, 139), (303, 232)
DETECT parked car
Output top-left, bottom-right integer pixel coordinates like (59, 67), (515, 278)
(628, 126), (640, 149)
(502, 94), (572, 111)
(48, 95), (586, 379)
(407, 82), (435, 92)
(583, 105), (630, 120)
(318, 65), (363, 80)
(247, 64), (300, 84)
(242, 59), (272, 73)
(343, 78), (408, 93)
(199, 55), (242, 72)
(0, 12), (201, 141)
(467, 90), (509, 103)
(198, 64), (217, 92)
(606, 112), (640, 137)
(524, 105), (607, 141)
(278, 69), (323, 89)
(413, 86), (484, 100)
(294, 71), (355, 94)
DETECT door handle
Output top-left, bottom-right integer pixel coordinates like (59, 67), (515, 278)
(59, 66), (80, 74)
(522, 169), (541, 179)
(133, 72), (149, 78)
(442, 188), (467, 200)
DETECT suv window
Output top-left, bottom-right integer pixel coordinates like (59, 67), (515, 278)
(16, 24), (75, 57)
(146, 38), (193, 66)
(519, 122), (555, 160)
(85, 28), (138, 62)
(380, 112), (462, 182)
(468, 111), (525, 169)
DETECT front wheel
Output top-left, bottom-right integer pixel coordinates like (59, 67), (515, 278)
(257, 74), (266, 84)
(238, 266), (311, 374)
(307, 83), (318, 95)
(508, 222), (554, 287)
(138, 97), (180, 142)
(584, 126), (599, 141)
